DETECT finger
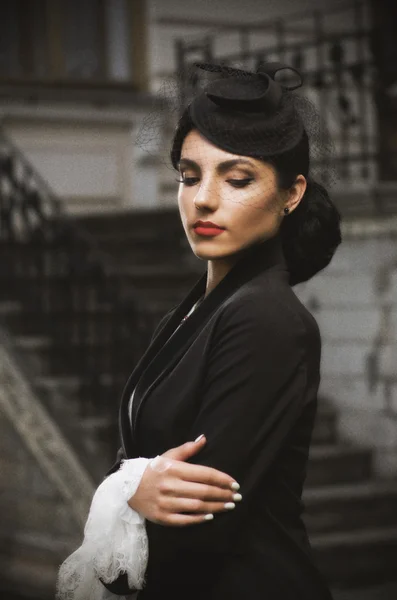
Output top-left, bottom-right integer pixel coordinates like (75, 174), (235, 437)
(175, 462), (239, 490)
(163, 496), (237, 515)
(165, 479), (238, 503)
(161, 512), (215, 527)
(163, 437), (206, 461)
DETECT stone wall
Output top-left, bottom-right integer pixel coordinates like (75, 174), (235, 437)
(1, 110), (142, 214)
(295, 216), (397, 478)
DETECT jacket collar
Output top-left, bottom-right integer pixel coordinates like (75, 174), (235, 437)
(119, 233), (287, 455)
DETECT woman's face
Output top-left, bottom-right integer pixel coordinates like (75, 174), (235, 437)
(177, 129), (287, 263)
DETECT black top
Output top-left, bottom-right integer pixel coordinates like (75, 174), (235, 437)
(102, 233), (334, 600)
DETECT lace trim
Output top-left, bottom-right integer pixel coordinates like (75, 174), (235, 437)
(56, 457), (152, 600)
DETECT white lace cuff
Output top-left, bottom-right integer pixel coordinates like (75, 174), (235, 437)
(56, 456), (153, 600)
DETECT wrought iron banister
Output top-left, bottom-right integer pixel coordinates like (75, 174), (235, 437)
(0, 124), (112, 259)
(0, 126), (61, 214)
(174, 0), (397, 193)
(0, 126), (153, 474)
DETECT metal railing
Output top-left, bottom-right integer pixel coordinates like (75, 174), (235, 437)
(0, 126), (152, 465)
(174, 0), (397, 193)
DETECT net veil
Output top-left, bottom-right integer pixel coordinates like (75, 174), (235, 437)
(135, 59), (342, 286)
(135, 60), (338, 208)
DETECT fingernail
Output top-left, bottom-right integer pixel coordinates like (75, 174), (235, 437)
(224, 502), (235, 510)
(194, 434), (205, 443)
(231, 482), (240, 491)
(204, 513), (214, 520)
(233, 493), (242, 502)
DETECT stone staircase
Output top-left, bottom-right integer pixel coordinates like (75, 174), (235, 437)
(1, 208), (397, 597)
(0, 336), (93, 599)
(0, 416), (85, 599)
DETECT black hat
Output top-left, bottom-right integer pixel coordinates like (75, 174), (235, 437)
(136, 60), (336, 187)
(187, 62), (305, 161)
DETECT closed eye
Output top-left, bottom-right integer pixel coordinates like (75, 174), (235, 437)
(175, 176), (199, 186)
(227, 178), (254, 188)
(176, 177), (254, 188)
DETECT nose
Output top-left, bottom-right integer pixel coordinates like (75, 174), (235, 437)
(192, 177), (219, 210)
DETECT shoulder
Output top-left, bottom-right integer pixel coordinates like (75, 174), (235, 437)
(216, 272), (320, 350)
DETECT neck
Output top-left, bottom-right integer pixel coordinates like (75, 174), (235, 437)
(205, 259), (235, 298)
(204, 234), (282, 298)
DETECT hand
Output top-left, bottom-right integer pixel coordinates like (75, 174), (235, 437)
(128, 435), (242, 526)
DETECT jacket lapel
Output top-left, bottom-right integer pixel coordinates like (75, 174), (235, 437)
(119, 233), (287, 456)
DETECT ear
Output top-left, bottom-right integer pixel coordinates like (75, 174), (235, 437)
(285, 175), (307, 214)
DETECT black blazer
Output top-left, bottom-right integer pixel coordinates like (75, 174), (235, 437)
(102, 234), (334, 600)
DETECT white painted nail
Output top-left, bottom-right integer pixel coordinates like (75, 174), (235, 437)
(224, 502), (235, 510)
(231, 482), (240, 491)
(233, 493), (242, 502)
(204, 513), (214, 520)
(194, 434), (205, 443)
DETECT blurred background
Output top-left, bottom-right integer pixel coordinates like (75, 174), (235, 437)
(0, 0), (396, 598)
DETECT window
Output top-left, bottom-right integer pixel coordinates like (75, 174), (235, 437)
(0, 0), (147, 88)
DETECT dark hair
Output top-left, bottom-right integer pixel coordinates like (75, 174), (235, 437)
(171, 110), (342, 286)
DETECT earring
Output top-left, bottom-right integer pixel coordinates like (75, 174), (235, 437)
(284, 207), (290, 215)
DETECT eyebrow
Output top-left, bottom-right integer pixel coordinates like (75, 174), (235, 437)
(177, 157), (256, 175)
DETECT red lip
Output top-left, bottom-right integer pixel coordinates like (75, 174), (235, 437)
(194, 220), (225, 229)
(194, 227), (225, 237)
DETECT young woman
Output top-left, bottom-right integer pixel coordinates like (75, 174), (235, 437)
(57, 62), (341, 599)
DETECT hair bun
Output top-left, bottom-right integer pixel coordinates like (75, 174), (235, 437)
(280, 179), (342, 286)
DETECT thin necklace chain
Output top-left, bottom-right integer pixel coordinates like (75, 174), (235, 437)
(181, 295), (205, 323)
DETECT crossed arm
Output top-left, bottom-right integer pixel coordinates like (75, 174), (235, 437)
(102, 300), (310, 595)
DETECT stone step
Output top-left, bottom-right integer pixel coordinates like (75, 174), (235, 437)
(91, 237), (187, 266)
(0, 301), (25, 332)
(305, 444), (373, 487)
(1, 523), (396, 597)
(1, 290), (189, 344)
(0, 455), (60, 501)
(14, 336), (143, 378)
(15, 370), (119, 479)
(0, 301), (22, 315)
(0, 532), (78, 600)
(33, 373), (123, 420)
(311, 525), (397, 588)
(331, 581), (397, 600)
(72, 207), (181, 237)
(312, 406), (338, 445)
(34, 373), (125, 406)
(0, 268), (199, 302)
(302, 479), (397, 534)
(33, 373), (127, 431)
(106, 264), (200, 281)
(0, 491), (77, 540)
(3, 304), (165, 337)
(87, 228), (185, 246)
